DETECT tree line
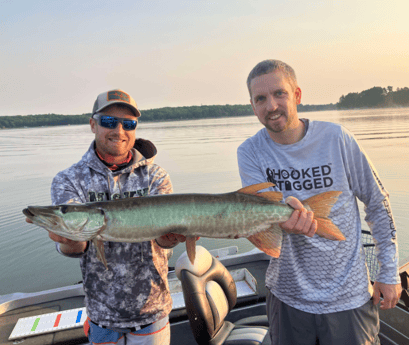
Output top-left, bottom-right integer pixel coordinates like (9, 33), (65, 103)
(337, 86), (409, 109)
(0, 113), (91, 129)
(0, 86), (407, 129)
(0, 103), (338, 129)
(0, 105), (255, 129)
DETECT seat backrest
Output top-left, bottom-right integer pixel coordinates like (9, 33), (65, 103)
(175, 246), (237, 345)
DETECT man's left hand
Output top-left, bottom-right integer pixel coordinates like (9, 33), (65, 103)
(373, 281), (402, 309)
(156, 233), (187, 248)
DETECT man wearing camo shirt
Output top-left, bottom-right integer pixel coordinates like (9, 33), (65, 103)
(27, 89), (184, 344)
(237, 60), (402, 344)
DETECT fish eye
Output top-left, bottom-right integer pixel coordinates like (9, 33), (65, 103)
(61, 205), (68, 214)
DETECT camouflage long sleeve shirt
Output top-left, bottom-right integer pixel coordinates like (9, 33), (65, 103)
(51, 139), (173, 328)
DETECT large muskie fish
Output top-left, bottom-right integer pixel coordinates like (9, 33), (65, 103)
(23, 183), (345, 268)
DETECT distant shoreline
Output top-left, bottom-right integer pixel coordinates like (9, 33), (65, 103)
(2, 85), (408, 129)
(1, 103), (408, 130)
(0, 103), (337, 129)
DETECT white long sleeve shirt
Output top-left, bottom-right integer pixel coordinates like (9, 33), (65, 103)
(237, 120), (399, 313)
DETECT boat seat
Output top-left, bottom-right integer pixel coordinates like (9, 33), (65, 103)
(175, 246), (270, 345)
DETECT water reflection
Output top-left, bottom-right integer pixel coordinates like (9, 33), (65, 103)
(0, 108), (408, 295)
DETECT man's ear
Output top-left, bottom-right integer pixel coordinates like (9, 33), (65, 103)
(90, 118), (96, 134)
(295, 87), (302, 105)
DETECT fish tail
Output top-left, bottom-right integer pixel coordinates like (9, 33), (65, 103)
(302, 191), (345, 241)
(314, 218), (346, 241)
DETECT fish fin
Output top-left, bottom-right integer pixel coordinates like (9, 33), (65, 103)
(91, 210), (109, 269)
(92, 239), (108, 270)
(315, 218), (346, 241)
(186, 236), (197, 264)
(256, 191), (283, 202)
(302, 191), (342, 218)
(237, 182), (275, 195)
(302, 191), (345, 241)
(247, 224), (283, 258)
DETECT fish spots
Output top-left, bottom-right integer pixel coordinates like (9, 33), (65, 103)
(214, 212), (228, 221)
(270, 212), (284, 222)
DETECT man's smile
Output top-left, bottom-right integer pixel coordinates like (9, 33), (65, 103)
(268, 113), (283, 121)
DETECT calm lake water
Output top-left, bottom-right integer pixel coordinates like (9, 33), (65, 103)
(0, 108), (408, 296)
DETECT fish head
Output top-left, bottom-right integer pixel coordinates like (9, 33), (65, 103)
(23, 204), (106, 241)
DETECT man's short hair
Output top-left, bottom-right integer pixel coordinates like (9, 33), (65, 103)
(247, 59), (298, 97)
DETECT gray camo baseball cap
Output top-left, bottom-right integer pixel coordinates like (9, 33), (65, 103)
(92, 89), (141, 117)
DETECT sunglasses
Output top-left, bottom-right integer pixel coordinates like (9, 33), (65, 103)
(93, 114), (138, 131)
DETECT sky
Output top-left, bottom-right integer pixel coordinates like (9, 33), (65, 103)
(1, 0), (408, 116)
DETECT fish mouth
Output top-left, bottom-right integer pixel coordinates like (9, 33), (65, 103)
(23, 208), (35, 218)
(23, 206), (58, 218)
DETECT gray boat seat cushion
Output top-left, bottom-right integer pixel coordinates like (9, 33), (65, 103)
(234, 315), (269, 328)
(176, 246), (270, 345)
(224, 326), (269, 344)
(175, 245), (213, 279)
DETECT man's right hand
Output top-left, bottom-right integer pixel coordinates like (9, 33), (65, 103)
(26, 217), (87, 254)
(279, 196), (317, 238)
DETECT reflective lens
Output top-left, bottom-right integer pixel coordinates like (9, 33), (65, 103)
(93, 114), (137, 131)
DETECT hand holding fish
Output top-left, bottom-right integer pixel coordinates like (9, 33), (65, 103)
(155, 233), (187, 248)
(279, 196), (317, 238)
(48, 232), (88, 255)
(156, 234), (200, 262)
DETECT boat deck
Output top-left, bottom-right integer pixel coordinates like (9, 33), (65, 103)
(1, 240), (409, 345)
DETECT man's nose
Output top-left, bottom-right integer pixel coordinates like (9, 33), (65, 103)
(266, 96), (278, 111)
(112, 122), (126, 133)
